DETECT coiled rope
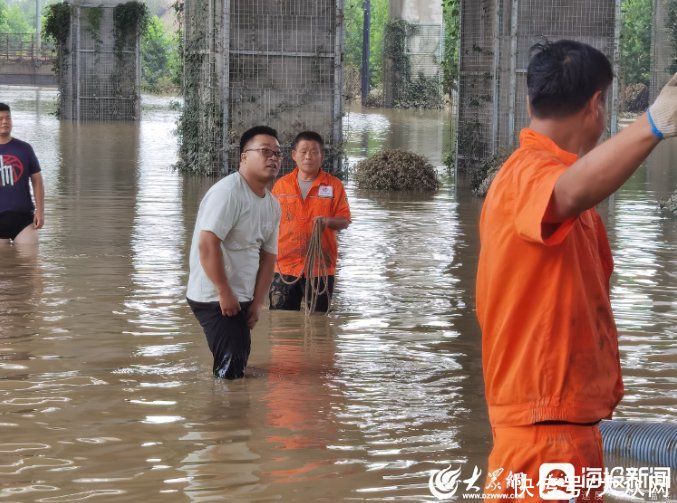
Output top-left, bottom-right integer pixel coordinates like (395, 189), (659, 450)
(277, 218), (332, 315)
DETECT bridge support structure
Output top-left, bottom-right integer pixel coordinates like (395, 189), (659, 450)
(178, 0), (344, 175)
(456, 0), (620, 172)
(58, 1), (143, 120)
(383, 0), (444, 108)
(650, 0), (674, 101)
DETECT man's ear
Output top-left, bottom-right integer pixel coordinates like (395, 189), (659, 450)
(590, 90), (605, 118)
(526, 98), (532, 119)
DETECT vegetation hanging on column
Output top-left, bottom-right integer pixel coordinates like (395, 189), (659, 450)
(384, 19), (443, 109)
(172, 0), (226, 175)
(111, 1), (148, 117)
(441, 0), (460, 95)
(44, 1), (72, 76)
(113, 1), (149, 56)
(44, 1), (72, 117)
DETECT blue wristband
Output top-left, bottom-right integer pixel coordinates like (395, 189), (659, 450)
(647, 108), (665, 140)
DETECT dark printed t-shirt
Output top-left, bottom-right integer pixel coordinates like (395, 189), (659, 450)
(0, 138), (41, 214)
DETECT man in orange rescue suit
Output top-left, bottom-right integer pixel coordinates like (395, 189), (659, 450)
(476, 39), (676, 501)
(269, 131), (351, 312)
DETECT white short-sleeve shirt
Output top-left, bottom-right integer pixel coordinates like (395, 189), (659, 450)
(187, 172), (281, 303)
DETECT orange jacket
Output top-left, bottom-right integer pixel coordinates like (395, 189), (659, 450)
(476, 129), (624, 427)
(272, 168), (351, 277)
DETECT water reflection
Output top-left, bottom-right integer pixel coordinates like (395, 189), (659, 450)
(604, 159), (677, 422)
(0, 86), (673, 501)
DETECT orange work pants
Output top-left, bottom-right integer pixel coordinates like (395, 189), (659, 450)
(485, 423), (604, 502)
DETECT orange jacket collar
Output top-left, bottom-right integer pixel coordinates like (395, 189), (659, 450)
(291, 166), (329, 190)
(519, 128), (579, 166)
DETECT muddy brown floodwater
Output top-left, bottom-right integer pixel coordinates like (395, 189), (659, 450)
(0, 87), (674, 501)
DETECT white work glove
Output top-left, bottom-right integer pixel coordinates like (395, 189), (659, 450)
(648, 73), (677, 139)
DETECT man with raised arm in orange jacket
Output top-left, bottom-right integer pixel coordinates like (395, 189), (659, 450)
(476, 40), (676, 501)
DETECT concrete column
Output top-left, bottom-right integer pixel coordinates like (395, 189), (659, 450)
(59, 1), (142, 120)
(180, 0), (344, 175)
(389, 0), (443, 24)
(650, 0), (674, 100)
(384, 0), (444, 107)
(457, 0), (618, 173)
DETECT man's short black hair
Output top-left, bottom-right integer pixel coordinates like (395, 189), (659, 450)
(292, 131), (324, 150)
(239, 125), (278, 153)
(527, 40), (613, 119)
(0, 103), (10, 113)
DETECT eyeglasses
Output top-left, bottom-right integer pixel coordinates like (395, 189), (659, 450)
(244, 147), (282, 159)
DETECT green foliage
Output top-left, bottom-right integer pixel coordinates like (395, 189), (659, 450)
(85, 6), (102, 48)
(44, 1), (70, 46)
(141, 15), (179, 93)
(0, 0), (51, 31)
(85, 6), (102, 35)
(43, 1), (72, 117)
(368, 0), (388, 87)
(174, 0), (223, 174)
(171, 0), (183, 88)
(620, 0), (652, 85)
(384, 19), (408, 73)
(396, 72), (444, 108)
(344, 0), (362, 69)
(344, 0), (456, 100)
(441, 0), (460, 93)
(0, 1), (7, 32)
(343, 0), (388, 89)
(110, 1), (148, 118)
(5, 3), (30, 32)
(113, 1), (149, 56)
(0, 0), (38, 33)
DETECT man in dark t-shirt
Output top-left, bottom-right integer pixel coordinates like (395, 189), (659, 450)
(0, 102), (44, 245)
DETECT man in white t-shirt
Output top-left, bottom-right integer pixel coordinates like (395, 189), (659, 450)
(186, 126), (282, 379)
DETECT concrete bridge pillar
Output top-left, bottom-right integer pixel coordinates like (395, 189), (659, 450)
(59, 0), (142, 120)
(456, 0), (619, 172)
(383, 0), (444, 107)
(179, 0), (344, 175)
(650, 0), (674, 100)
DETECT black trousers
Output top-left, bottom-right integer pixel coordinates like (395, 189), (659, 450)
(268, 273), (334, 313)
(187, 298), (252, 380)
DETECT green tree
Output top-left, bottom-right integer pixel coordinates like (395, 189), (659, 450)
(620, 0), (652, 85)
(441, 0), (460, 93)
(344, 0), (362, 69)
(5, 3), (31, 32)
(368, 0), (387, 87)
(141, 15), (179, 93)
(0, 0), (9, 32)
(344, 0), (389, 88)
